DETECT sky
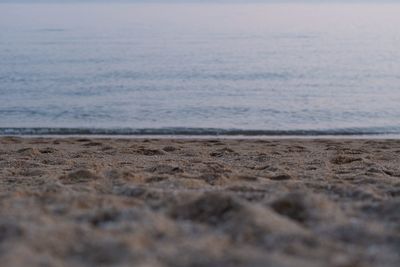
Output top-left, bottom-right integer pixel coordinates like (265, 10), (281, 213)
(0, 0), (399, 3)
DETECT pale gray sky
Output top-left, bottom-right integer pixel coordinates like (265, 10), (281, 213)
(0, 0), (399, 3)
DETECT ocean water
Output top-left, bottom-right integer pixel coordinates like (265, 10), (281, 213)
(1, 3), (400, 136)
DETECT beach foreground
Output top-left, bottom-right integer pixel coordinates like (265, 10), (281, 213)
(0, 137), (399, 267)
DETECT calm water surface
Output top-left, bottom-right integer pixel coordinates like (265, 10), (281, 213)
(1, 3), (400, 135)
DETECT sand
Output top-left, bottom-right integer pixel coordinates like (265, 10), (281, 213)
(0, 137), (399, 267)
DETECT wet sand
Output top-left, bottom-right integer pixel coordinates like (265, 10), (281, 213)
(0, 137), (399, 267)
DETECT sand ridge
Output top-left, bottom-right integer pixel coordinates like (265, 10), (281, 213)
(0, 137), (399, 267)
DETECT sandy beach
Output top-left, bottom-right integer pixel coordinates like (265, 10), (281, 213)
(0, 137), (399, 267)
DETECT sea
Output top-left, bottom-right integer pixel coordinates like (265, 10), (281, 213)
(1, 3), (400, 136)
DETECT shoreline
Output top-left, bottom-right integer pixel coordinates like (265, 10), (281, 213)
(0, 137), (399, 266)
(3, 134), (400, 140)
(2, 127), (400, 138)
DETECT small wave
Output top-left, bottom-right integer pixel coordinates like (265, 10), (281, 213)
(1, 127), (400, 136)
(36, 28), (67, 32)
